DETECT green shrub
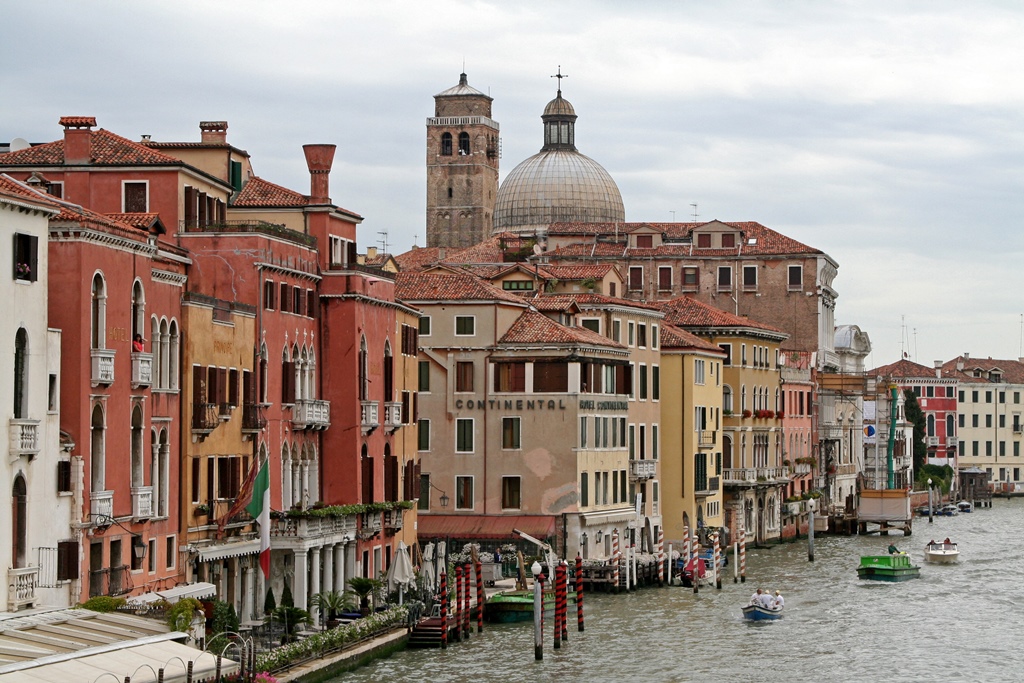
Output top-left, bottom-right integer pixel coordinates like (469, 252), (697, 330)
(167, 598), (202, 632)
(264, 586), (277, 614)
(81, 596), (126, 612)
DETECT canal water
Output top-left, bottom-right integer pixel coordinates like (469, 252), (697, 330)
(335, 499), (1024, 682)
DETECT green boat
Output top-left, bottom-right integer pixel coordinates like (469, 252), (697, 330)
(857, 554), (921, 582)
(484, 589), (576, 623)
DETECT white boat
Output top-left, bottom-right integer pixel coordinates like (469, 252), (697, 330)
(957, 501), (973, 513)
(924, 539), (960, 563)
(939, 503), (959, 516)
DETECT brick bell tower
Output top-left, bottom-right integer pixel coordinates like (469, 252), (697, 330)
(426, 73), (500, 248)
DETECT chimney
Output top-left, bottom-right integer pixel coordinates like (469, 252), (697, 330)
(199, 121), (228, 144)
(302, 144), (336, 204)
(367, 246), (378, 259)
(934, 360), (942, 378)
(60, 116), (96, 165)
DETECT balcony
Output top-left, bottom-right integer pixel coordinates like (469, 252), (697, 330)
(926, 436), (939, 447)
(89, 565), (131, 597)
(132, 486), (154, 521)
(91, 348), (115, 386)
(130, 351), (153, 389)
(270, 514), (356, 539)
(8, 419), (40, 459)
(384, 509), (404, 532)
(947, 436), (958, 447)
(7, 566), (38, 611)
(630, 459), (657, 480)
(358, 511), (383, 540)
(698, 431), (717, 449)
(242, 403), (267, 434)
(695, 476), (721, 497)
(90, 489), (114, 521)
(292, 399), (330, 430)
(384, 402), (403, 432)
(722, 468), (788, 486)
(191, 403), (219, 438)
(361, 400), (379, 435)
(820, 423), (843, 440)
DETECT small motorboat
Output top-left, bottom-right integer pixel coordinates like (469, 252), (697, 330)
(939, 503), (959, 516)
(957, 501), (973, 513)
(742, 603), (783, 621)
(924, 539), (960, 563)
(857, 554), (921, 581)
(914, 505), (931, 517)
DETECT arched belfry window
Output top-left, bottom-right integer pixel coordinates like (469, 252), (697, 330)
(14, 328), (28, 419)
(458, 132), (470, 156)
(91, 274), (106, 350)
(440, 132), (452, 156)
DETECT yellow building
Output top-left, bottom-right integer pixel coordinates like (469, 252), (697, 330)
(658, 324), (727, 547)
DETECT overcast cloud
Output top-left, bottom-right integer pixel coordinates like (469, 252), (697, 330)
(4, 1), (1022, 368)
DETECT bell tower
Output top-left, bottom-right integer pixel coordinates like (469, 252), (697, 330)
(426, 73), (500, 248)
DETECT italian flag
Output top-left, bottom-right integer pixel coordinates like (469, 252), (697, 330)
(245, 460), (271, 578)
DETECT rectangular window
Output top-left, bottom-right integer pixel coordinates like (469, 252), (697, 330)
(628, 424), (636, 458)
(719, 344), (732, 366)
(652, 424), (659, 459)
(717, 266), (732, 290)
(456, 418), (474, 452)
(216, 455), (240, 499)
(639, 364), (648, 400)
(502, 417), (521, 449)
(581, 318), (601, 333)
(636, 234), (653, 248)
(534, 361), (568, 392)
(628, 322), (635, 346)
(697, 233), (711, 248)
(652, 325), (658, 349)
(972, 415), (979, 428)
(502, 280), (534, 291)
(57, 540), (79, 581)
(695, 359), (706, 385)
(986, 415), (992, 428)
(652, 366), (660, 400)
(637, 324), (647, 348)
(456, 476), (474, 510)
(147, 539), (157, 573)
(639, 425), (647, 459)
(721, 233), (736, 248)
(455, 315), (475, 336)
(57, 461), (72, 493)
(292, 286), (302, 313)
(418, 474), (430, 510)
(501, 476), (521, 509)
(455, 361), (474, 392)
(263, 280), (275, 310)
(419, 316), (431, 336)
(418, 361), (430, 392)
(612, 320), (621, 343)
(279, 283), (290, 313)
(12, 233), (39, 282)
(788, 265), (803, 290)
(123, 181), (148, 212)
(628, 266), (643, 291)
(306, 289), (316, 318)
(743, 265), (757, 290)
(418, 419), (430, 451)
(494, 362), (526, 392)
(682, 267), (699, 289)
(579, 416), (588, 449)
(165, 536), (176, 570)
(658, 266), (672, 291)
(580, 472), (589, 507)
(959, 414), (965, 428)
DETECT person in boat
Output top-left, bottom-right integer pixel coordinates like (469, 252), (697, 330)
(759, 591), (775, 609)
(750, 588), (764, 605)
(888, 543), (901, 555)
(772, 591), (785, 610)
(943, 537), (952, 546)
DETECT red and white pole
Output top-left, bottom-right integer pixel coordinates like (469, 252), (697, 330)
(657, 525), (665, 585)
(713, 532), (722, 590)
(575, 554), (585, 632)
(612, 529), (620, 592)
(739, 526), (747, 583)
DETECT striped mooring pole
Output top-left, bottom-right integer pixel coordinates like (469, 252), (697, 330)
(559, 561), (568, 642)
(553, 562), (563, 649)
(713, 532), (722, 590)
(612, 529), (621, 592)
(739, 526), (747, 583)
(454, 565), (462, 642)
(463, 563), (472, 639)
(475, 558), (484, 633)
(575, 554), (585, 632)
(440, 571), (448, 649)
(657, 526), (665, 585)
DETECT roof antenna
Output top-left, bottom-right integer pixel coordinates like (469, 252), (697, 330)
(377, 230), (389, 254)
(551, 65), (568, 94)
(690, 203), (699, 222)
(669, 211), (676, 222)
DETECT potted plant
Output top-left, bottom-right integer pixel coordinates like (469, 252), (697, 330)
(270, 605), (311, 643)
(311, 590), (352, 629)
(742, 409), (752, 418)
(194, 503), (210, 517)
(346, 577), (383, 617)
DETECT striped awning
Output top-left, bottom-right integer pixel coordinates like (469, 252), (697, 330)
(196, 539), (259, 561)
(129, 582), (217, 605)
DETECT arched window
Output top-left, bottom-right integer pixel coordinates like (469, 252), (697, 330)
(722, 385), (733, 414)
(307, 349), (316, 399)
(131, 404), (144, 488)
(927, 413), (935, 438)
(281, 442), (293, 510)
(159, 319), (170, 389)
(91, 274), (106, 350)
(150, 316), (161, 386)
(131, 281), (145, 341)
(361, 443), (373, 504)
(298, 346), (308, 402)
(440, 132), (452, 156)
(741, 385), (747, 412)
(723, 434), (733, 469)
(91, 405), (105, 492)
(12, 476), (27, 568)
(14, 328), (28, 419)
(458, 132), (470, 155)
(358, 336), (368, 401)
(168, 320), (179, 390)
(282, 345), (294, 404)
(946, 414), (954, 437)
(292, 344), (301, 401)
(383, 340), (393, 402)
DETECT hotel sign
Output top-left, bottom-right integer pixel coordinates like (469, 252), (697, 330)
(455, 398), (567, 411)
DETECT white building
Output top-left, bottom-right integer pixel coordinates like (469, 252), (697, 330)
(1, 175), (75, 611)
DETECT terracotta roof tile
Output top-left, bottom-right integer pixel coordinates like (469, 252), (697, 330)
(232, 176), (307, 207)
(940, 356), (1024, 384)
(560, 292), (664, 313)
(869, 359), (941, 379)
(394, 247), (443, 272)
(655, 295), (784, 334)
(539, 264), (616, 280)
(660, 323), (725, 352)
(546, 242), (628, 258)
(105, 212), (165, 234)
(58, 116), (97, 128)
(394, 272), (526, 304)
(0, 174), (63, 211)
(0, 129), (181, 166)
(499, 310), (624, 348)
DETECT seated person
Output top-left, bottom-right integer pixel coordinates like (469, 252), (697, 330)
(887, 543), (900, 555)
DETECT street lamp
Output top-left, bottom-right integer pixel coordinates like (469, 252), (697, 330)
(807, 497), (816, 562)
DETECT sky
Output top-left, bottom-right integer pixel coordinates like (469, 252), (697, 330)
(4, 1), (1023, 368)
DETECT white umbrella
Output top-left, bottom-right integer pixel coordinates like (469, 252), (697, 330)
(387, 541), (416, 605)
(435, 540), (447, 591)
(421, 542), (436, 593)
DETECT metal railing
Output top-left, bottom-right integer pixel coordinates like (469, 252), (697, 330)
(89, 565), (132, 597)
(178, 219), (318, 248)
(192, 402), (219, 431)
(242, 403), (266, 432)
(698, 431), (716, 448)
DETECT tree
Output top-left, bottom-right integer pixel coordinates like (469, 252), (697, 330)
(263, 586), (276, 615)
(903, 389), (927, 474)
(281, 581), (294, 608)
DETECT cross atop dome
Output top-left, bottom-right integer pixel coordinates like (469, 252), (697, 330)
(550, 66), (569, 95)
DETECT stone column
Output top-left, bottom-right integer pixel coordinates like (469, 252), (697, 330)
(232, 557), (242, 617)
(333, 544), (345, 593)
(282, 458), (292, 510)
(323, 543), (335, 598)
(293, 549), (308, 611)
(309, 546), (321, 624)
(345, 543), (357, 582)
(301, 462), (310, 508)
(240, 562), (252, 623)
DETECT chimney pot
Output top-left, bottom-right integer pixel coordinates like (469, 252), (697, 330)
(199, 121), (228, 144)
(302, 144), (336, 204)
(60, 116), (96, 165)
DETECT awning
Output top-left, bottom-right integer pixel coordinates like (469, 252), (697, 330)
(417, 515), (556, 540)
(196, 539), (259, 561)
(129, 582), (217, 605)
(580, 509), (637, 526)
